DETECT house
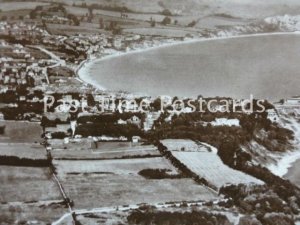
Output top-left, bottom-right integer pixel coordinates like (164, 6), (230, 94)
(127, 115), (141, 127)
(285, 97), (300, 105)
(44, 112), (70, 123)
(132, 136), (141, 143)
(19, 96), (26, 101)
(117, 119), (127, 125)
(210, 118), (240, 127)
(119, 136), (128, 141)
(267, 109), (279, 122)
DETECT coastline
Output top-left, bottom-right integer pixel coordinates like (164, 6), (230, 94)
(76, 30), (300, 93)
(268, 116), (300, 179)
(75, 30), (300, 180)
(268, 149), (300, 177)
(284, 158), (300, 186)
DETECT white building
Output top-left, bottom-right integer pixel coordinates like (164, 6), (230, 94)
(211, 118), (240, 127)
(117, 119), (127, 125)
(132, 136), (141, 143)
(0, 112), (4, 120)
(267, 109), (279, 122)
(285, 97), (300, 105)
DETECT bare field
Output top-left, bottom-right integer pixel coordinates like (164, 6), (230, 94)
(0, 143), (46, 159)
(0, 166), (62, 203)
(0, 121), (42, 143)
(55, 158), (217, 209)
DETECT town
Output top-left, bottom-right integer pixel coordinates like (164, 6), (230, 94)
(2, 1), (300, 225)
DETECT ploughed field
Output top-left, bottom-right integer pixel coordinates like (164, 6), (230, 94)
(171, 151), (263, 189)
(161, 139), (263, 189)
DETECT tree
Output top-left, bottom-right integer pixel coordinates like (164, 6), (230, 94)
(1, 15), (7, 21)
(161, 16), (171, 25)
(187, 20), (196, 27)
(73, 16), (80, 26)
(88, 6), (94, 19)
(35, 5), (43, 11)
(99, 18), (104, 29)
(68, 14), (80, 26)
(161, 9), (172, 16)
(19, 15), (24, 20)
(151, 20), (156, 27)
(29, 10), (37, 19)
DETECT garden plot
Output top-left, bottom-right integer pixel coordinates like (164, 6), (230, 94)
(0, 166), (62, 203)
(55, 158), (218, 209)
(171, 151), (264, 189)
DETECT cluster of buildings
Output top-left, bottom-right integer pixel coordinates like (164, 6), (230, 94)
(0, 21), (48, 39)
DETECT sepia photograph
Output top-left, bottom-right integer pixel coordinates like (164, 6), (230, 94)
(1, 0), (300, 224)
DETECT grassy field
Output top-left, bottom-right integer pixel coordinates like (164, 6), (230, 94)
(0, 202), (69, 225)
(123, 27), (196, 37)
(52, 145), (160, 159)
(0, 166), (62, 203)
(55, 157), (217, 209)
(0, 121), (42, 143)
(50, 140), (161, 159)
(0, 143), (47, 159)
(0, 2), (49, 11)
(54, 157), (177, 175)
(47, 22), (111, 36)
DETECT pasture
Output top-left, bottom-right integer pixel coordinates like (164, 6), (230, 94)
(0, 121), (42, 143)
(0, 202), (69, 225)
(50, 141), (161, 159)
(0, 166), (62, 203)
(0, 143), (46, 159)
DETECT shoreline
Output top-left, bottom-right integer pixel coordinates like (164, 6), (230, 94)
(76, 30), (300, 95)
(268, 149), (300, 177)
(268, 116), (300, 178)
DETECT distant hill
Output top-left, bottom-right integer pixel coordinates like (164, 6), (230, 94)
(2, 0), (300, 20)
